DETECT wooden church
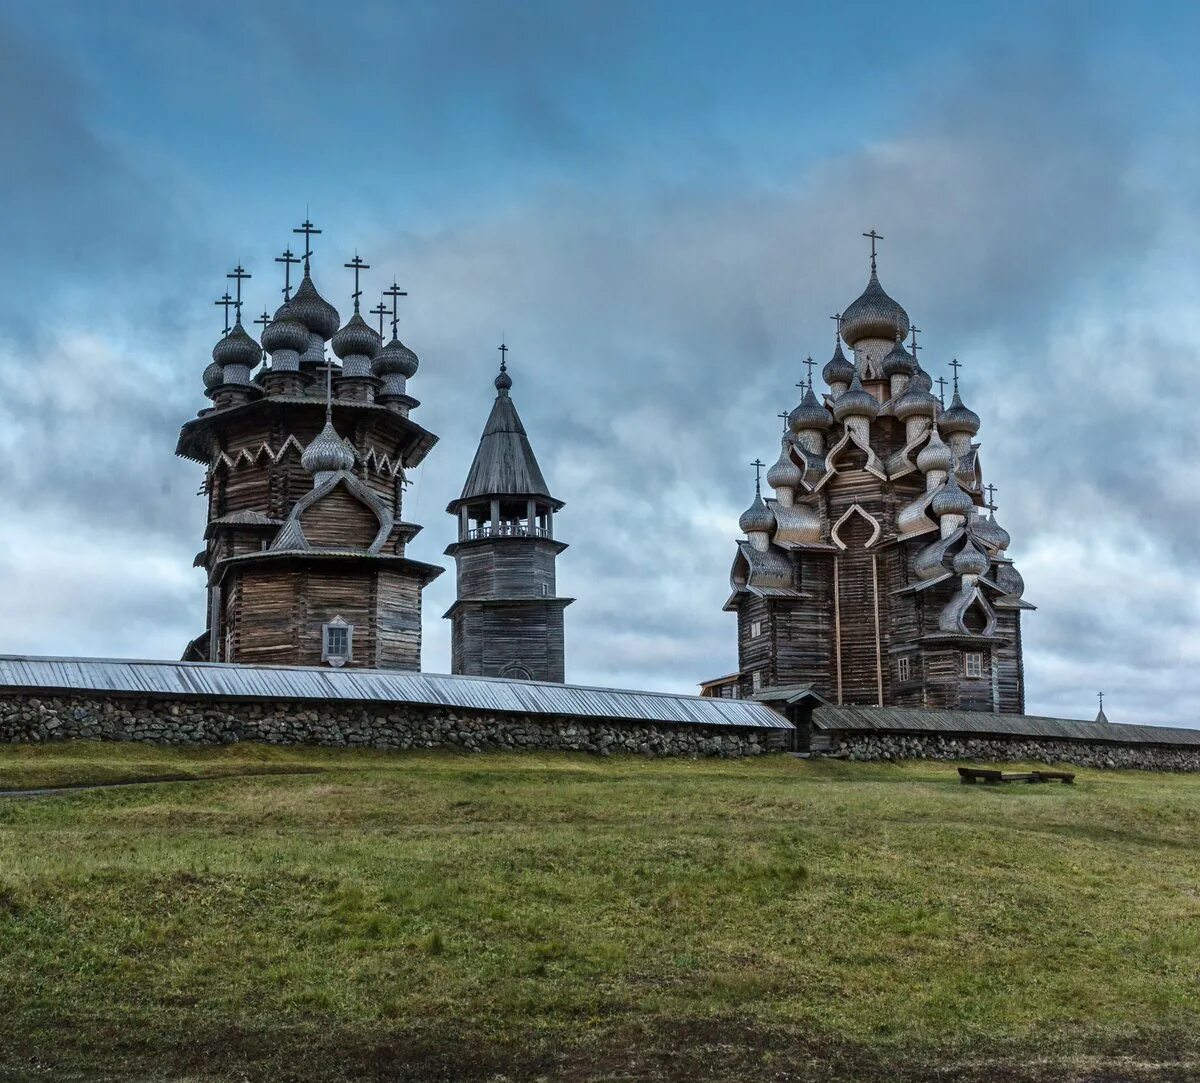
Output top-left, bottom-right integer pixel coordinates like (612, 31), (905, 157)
(177, 226), (443, 670)
(713, 234), (1034, 712)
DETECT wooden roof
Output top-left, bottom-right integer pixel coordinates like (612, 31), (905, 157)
(451, 392), (559, 509)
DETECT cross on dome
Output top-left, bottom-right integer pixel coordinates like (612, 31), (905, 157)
(275, 248), (301, 301)
(293, 216), (322, 274)
(370, 300), (388, 337)
(344, 254), (369, 312)
(214, 291), (233, 336)
(862, 229), (883, 271)
(383, 281), (407, 338)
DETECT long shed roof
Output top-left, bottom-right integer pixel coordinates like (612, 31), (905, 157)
(0, 656), (788, 730)
(813, 704), (1200, 747)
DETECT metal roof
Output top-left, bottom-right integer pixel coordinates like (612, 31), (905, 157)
(813, 704), (1200, 747)
(0, 655), (789, 731)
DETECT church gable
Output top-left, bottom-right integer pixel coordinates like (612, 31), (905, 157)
(300, 481), (382, 550)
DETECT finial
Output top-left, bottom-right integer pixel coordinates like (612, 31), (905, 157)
(214, 292), (233, 336)
(383, 281), (407, 339)
(226, 264), (251, 323)
(275, 247), (301, 301)
(293, 215), (322, 275)
(830, 312), (842, 342)
(498, 340), (508, 371)
(803, 356), (816, 389)
(751, 458), (765, 495)
(909, 324), (921, 356)
(862, 229), (883, 272)
(777, 410), (790, 431)
(344, 253), (369, 313)
(935, 376), (947, 406)
(370, 300), (388, 338)
(984, 483), (998, 512)
(254, 309), (271, 362)
(949, 357), (962, 393)
(1098, 690), (1105, 712)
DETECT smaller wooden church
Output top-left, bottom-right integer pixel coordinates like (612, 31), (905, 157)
(177, 228), (442, 670)
(712, 235), (1034, 713)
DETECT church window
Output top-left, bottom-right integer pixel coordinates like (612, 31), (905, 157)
(750, 619), (763, 638)
(897, 656), (912, 682)
(322, 617), (353, 666)
(751, 670), (762, 692)
(964, 652), (983, 679)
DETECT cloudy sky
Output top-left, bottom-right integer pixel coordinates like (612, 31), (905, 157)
(0, 0), (1197, 724)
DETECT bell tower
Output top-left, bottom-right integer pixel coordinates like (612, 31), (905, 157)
(444, 347), (571, 682)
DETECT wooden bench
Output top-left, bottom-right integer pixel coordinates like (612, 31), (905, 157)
(958, 767), (1075, 785)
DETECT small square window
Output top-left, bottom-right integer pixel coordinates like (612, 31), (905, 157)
(750, 619), (763, 638)
(897, 656), (912, 682)
(751, 670), (763, 692)
(964, 652), (984, 679)
(322, 617), (354, 666)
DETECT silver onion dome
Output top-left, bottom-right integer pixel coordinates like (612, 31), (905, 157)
(300, 419), (356, 475)
(831, 371), (880, 422)
(893, 369), (940, 420)
(995, 561), (1025, 598)
(739, 492), (776, 535)
(938, 390), (981, 437)
(289, 274), (341, 340)
(374, 335), (419, 379)
(766, 442), (804, 491)
(202, 359), (224, 390)
(909, 366), (934, 393)
(211, 322), (261, 369)
(822, 339), (855, 387)
(916, 428), (954, 473)
(840, 269), (910, 346)
(881, 332), (918, 378)
(975, 508), (1011, 552)
(953, 537), (990, 577)
(788, 385), (833, 431)
(332, 312), (382, 362)
(495, 365), (513, 392)
(931, 472), (975, 518)
(261, 302), (310, 355)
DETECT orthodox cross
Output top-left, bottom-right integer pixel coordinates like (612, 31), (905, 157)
(1097, 691), (1105, 713)
(344, 254), (369, 312)
(254, 309), (271, 361)
(803, 355), (816, 389)
(498, 340), (509, 373)
(751, 458), (765, 495)
(383, 281), (407, 338)
(293, 216), (322, 274)
(984, 483), (998, 511)
(949, 357), (962, 393)
(214, 291), (233, 336)
(909, 324), (921, 357)
(370, 300), (388, 338)
(935, 376), (947, 405)
(778, 410), (790, 431)
(275, 247), (301, 301)
(862, 229), (883, 271)
(829, 312), (842, 341)
(226, 264), (251, 323)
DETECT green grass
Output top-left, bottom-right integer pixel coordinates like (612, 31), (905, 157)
(0, 744), (1197, 1081)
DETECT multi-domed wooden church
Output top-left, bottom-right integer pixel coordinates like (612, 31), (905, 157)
(715, 234), (1034, 712)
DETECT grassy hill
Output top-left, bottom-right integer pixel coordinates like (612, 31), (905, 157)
(0, 743), (1197, 1082)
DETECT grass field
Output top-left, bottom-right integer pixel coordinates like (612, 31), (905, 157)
(0, 743), (1197, 1082)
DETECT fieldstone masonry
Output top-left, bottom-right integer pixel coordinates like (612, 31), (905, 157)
(0, 693), (767, 757)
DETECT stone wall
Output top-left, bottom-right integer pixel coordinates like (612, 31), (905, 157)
(0, 693), (768, 758)
(824, 731), (1200, 772)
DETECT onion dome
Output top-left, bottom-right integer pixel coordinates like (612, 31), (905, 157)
(938, 390), (981, 437)
(893, 381), (940, 421)
(995, 561), (1025, 598)
(881, 332), (918, 378)
(211, 321), (261, 369)
(909, 366), (934, 394)
(931, 472), (975, 519)
(300, 419), (356, 475)
(739, 492), (776, 535)
(202, 359), (224, 390)
(975, 508), (1011, 552)
(830, 371), (880, 422)
(331, 312), (381, 362)
(373, 335), (420, 378)
(495, 364), (513, 392)
(261, 302), (310, 355)
(916, 428), (954, 473)
(288, 274), (341, 340)
(822, 339), (855, 387)
(788, 385), (833, 432)
(840, 269), (910, 346)
(953, 537), (990, 577)
(766, 442), (804, 491)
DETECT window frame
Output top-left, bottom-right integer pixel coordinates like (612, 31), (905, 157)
(897, 655), (912, 683)
(750, 618), (763, 639)
(322, 617), (354, 667)
(964, 652), (984, 679)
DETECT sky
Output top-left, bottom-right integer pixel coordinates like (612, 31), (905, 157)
(0, 0), (1198, 724)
